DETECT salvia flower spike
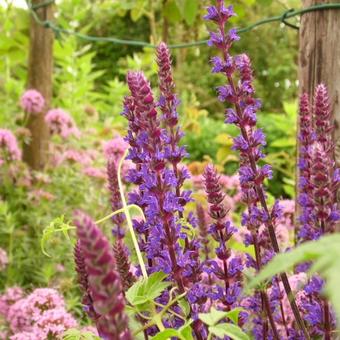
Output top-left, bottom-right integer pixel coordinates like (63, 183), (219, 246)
(73, 211), (131, 340)
(204, 2), (309, 338)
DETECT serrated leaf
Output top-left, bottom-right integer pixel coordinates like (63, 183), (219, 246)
(126, 280), (144, 305)
(209, 323), (249, 340)
(199, 307), (229, 326)
(126, 272), (171, 306)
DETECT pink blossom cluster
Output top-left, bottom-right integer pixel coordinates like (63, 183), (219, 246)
(82, 166), (107, 180)
(0, 129), (21, 165)
(103, 136), (128, 162)
(0, 248), (8, 271)
(45, 108), (80, 139)
(1, 288), (78, 339)
(0, 287), (24, 317)
(20, 89), (45, 114)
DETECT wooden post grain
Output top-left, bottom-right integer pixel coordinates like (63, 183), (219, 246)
(23, 0), (54, 169)
(298, 0), (340, 160)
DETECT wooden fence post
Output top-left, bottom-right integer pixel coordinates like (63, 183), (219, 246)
(23, 0), (54, 170)
(298, 0), (340, 161)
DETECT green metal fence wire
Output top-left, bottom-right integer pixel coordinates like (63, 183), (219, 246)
(26, 0), (340, 49)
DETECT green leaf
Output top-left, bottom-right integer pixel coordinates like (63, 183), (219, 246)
(209, 323), (249, 340)
(182, 0), (198, 26)
(41, 216), (75, 257)
(130, 0), (147, 21)
(163, 0), (182, 23)
(178, 297), (190, 317)
(256, 0), (273, 5)
(126, 272), (171, 306)
(179, 321), (194, 340)
(150, 329), (184, 340)
(199, 307), (229, 326)
(225, 307), (245, 324)
(271, 138), (296, 148)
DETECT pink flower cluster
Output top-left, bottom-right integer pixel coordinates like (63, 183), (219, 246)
(20, 89), (45, 114)
(0, 288), (77, 339)
(0, 247), (8, 271)
(45, 108), (80, 139)
(0, 129), (21, 165)
(103, 136), (128, 162)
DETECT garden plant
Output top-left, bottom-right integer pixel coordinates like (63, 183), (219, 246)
(1, 0), (340, 339)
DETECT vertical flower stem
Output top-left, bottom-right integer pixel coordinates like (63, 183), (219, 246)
(252, 234), (280, 340)
(226, 72), (309, 339)
(118, 149), (148, 279)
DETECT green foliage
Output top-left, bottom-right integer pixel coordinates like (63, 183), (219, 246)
(126, 272), (171, 307)
(258, 101), (297, 197)
(151, 321), (194, 340)
(247, 234), (340, 324)
(199, 307), (249, 340)
(40, 216), (75, 257)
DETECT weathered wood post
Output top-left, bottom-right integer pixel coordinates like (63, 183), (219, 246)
(298, 0), (340, 161)
(23, 0), (54, 169)
(297, 1), (340, 229)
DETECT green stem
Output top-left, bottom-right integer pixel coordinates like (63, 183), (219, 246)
(95, 204), (144, 224)
(118, 149), (148, 279)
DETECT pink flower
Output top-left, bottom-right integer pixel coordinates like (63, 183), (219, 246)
(83, 167), (106, 180)
(103, 136), (128, 162)
(10, 330), (44, 340)
(8, 288), (65, 333)
(20, 89), (45, 114)
(0, 247), (8, 271)
(0, 129), (21, 164)
(278, 273), (308, 326)
(34, 308), (77, 338)
(45, 108), (80, 139)
(0, 287), (24, 317)
(62, 149), (92, 166)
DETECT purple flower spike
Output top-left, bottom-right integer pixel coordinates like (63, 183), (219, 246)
(74, 211), (131, 340)
(107, 158), (125, 238)
(205, 2), (308, 338)
(203, 165), (242, 311)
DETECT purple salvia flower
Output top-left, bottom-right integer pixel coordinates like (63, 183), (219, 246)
(204, 2), (308, 338)
(73, 211), (131, 340)
(113, 239), (136, 291)
(125, 71), (186, 291)
(107, 158), (125, 238)
(196, 204), (210, 261)
(156, 42), (190, 213)
(74, 241), (100, 321)
(203, 165), (242, 311)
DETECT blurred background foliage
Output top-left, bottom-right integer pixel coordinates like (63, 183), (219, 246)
(0, 0), (301, 295)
